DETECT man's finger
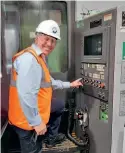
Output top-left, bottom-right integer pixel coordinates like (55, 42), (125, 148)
(39, 128), (47, 135)
(39, 131), (44, 135)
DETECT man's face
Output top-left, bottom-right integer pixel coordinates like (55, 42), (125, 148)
(36, 34), (57, 55)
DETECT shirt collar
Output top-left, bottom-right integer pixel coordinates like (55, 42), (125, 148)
(31, 43), (43, 56)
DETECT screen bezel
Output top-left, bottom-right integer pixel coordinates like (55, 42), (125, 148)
(82, 26), (109, 64)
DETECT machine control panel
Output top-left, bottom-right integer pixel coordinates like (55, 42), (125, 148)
(80, 62), (108, 102)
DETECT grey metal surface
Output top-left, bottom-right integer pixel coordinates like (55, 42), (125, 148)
(3, 4), (20, 74)
(123, 125), (125, 153)
(75, 6), (125, 153)
(111, 6), (125, 153)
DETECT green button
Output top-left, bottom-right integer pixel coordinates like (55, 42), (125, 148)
(122, 42), (125, 60)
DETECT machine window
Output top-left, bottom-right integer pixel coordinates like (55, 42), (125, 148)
(84, 34), (102, 55)
(20, 1), (68, 73)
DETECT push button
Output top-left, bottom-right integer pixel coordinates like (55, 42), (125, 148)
(100, 83), (105, 89)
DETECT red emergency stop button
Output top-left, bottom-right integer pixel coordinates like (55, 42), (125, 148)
(100, 83), (105, 89)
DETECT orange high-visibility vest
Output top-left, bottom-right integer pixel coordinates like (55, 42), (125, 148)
(8, 47), (52, 130)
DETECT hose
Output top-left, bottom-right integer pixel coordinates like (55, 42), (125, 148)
(67, 87), (89, 147)
(67, 115), (89, 147)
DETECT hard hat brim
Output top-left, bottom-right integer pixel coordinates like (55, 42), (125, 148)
(36, 30), (61, 40)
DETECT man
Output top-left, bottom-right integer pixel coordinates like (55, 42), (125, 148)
(8, 20), (83, 153)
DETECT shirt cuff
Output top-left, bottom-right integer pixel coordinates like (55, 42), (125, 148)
(29, 114), (42, 127)
(62, 82), (71, 88)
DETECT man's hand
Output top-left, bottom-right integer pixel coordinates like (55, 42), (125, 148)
(33, 122), (47, 135)
(70, 78), (83, 88)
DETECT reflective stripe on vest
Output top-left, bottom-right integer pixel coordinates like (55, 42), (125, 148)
(10, 78), (52, 88)
(10, 50), (51, 88)
(10, 67), (51, 88)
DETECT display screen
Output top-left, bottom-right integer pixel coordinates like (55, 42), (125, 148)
(84, 34), (102, 55)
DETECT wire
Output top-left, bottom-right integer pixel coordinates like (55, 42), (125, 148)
(67, 87), (90, 147)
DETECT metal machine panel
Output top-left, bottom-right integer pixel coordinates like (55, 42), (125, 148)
(123, 125), (125, 153)
(75, 6), (125, 153)
(111, 6), (125, 153)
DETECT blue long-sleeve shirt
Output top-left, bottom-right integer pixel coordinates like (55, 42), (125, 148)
(13, 44), (70, 126)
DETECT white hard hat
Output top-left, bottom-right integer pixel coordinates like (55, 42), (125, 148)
(36, 20), (61, 40)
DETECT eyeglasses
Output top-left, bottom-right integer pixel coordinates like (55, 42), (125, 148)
(38, 33), (57, 45)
